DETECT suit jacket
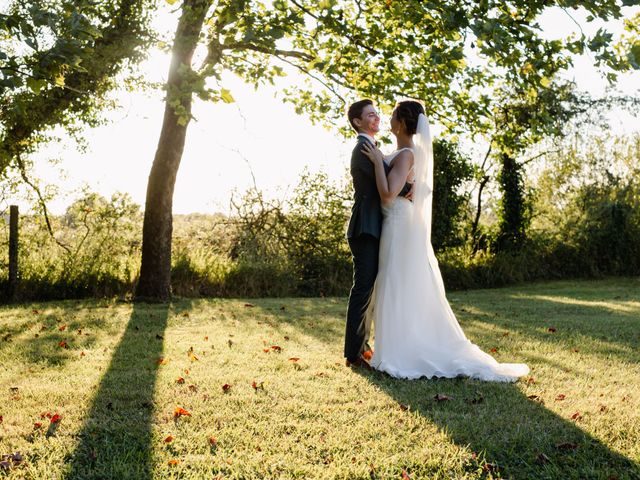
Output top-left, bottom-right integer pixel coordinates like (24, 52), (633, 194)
(346, 136), (411, 239)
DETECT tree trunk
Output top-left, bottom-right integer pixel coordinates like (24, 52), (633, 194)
(8, 205), (19, 301)
(471, 173), (490, 253)
(135, 0), (209, 301)
(496, 153), (528, 251)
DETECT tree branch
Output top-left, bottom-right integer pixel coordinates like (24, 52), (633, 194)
(289, 0), (380, 56)
(1, 65), (90, 95)
(521, 148), (561, 166)
(15, 155), (71, 253)
(470, 142), (493, 245)
(221, 42), (314, 61)
(273, 55), (346, 104)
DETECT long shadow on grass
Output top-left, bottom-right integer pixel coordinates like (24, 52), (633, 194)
(64, 302), (170, 480)
(453, 283), (640, 364)
(350, 280), (640, 478)
(0, 300), (123, 367)
(360, 371), (640, 479)
(236, 297), (347, 344)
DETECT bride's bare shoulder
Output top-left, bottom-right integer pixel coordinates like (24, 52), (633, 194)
(392, 148), (414, 167)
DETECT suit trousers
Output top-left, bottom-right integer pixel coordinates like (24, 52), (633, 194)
(345, 233), (379, 361)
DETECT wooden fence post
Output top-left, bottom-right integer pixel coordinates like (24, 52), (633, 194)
(8, 205), (18, 300)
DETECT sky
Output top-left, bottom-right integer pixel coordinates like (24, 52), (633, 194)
(16, 3), (640, 215)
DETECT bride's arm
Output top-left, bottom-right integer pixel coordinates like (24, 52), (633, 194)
(362, 145), (413, 203)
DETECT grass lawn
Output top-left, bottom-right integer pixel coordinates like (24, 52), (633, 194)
(0, 278), (639, 479)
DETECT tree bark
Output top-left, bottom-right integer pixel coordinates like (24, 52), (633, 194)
(135, 0), (209, 301)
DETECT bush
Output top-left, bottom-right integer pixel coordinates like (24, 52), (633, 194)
(1, 131), (638, 300)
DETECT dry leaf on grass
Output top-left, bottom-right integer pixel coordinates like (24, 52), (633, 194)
(174, 407), (191, 418)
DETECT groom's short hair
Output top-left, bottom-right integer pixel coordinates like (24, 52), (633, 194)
(348, 99), (374, 132)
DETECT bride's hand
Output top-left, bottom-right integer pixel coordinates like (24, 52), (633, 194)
(361, 143), (384, 164)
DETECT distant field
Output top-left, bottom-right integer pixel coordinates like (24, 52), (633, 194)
(0, 278), (638, 479)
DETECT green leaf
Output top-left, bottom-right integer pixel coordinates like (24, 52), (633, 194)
(270, 27), (286, 40)
(272, 66), (286, 77)
(220, 88), (235, 103)
(26, 78), (47, 93)
(539, 76), (550, 88)
(318, 0), (334, 9)
(628, 43), (640, 69)
(165, 0), (179, 4)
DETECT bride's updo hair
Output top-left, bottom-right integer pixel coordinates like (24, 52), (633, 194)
(394, 100), (425, 135)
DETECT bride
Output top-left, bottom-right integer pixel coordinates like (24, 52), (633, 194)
(361, 100), (529, 382)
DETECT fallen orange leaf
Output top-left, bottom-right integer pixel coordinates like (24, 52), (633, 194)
(174, 407), (191, 418)
(168, 459), (180, 465)
(288, 357), (300, 362)
(164, 435), (174, 443)
(271, 345), (282, 352)
(555, 394), (566, 401)
(222, 384), (231, 393)
(58, 324), (67, 331)
(176, 377), (185, 384)
(50, 413), (62, 424)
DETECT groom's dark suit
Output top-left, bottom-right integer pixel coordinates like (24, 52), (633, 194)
(345, 134), (410, 362)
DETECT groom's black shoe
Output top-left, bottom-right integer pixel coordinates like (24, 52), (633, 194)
(346, 356), (373, 371)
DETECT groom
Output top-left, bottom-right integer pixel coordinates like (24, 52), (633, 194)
(344, 99), (411, 369)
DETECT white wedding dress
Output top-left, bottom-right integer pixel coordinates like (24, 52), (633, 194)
(368, 115), (529, 382)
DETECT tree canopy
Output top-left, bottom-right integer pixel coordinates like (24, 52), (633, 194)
(0, 0), (155, 172)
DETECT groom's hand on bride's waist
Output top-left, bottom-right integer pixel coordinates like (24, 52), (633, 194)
(405, 182), (415, 202)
